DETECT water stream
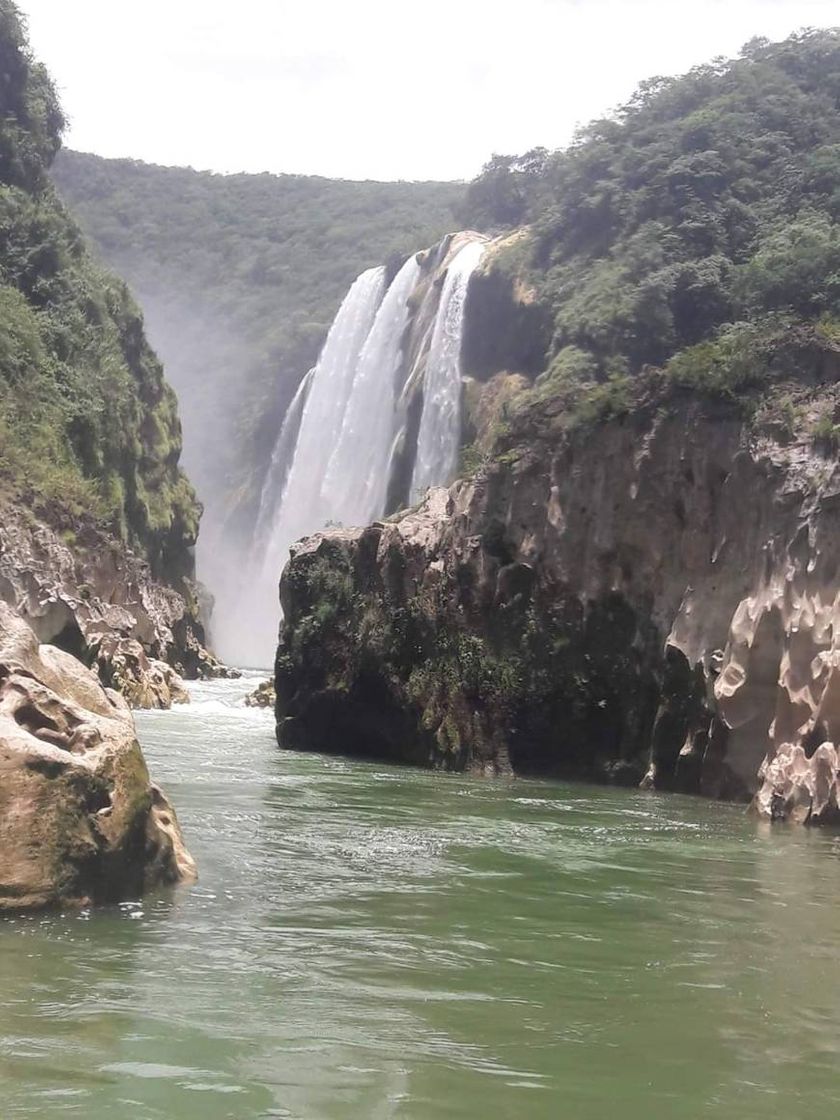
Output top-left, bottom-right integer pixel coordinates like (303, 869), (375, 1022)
(411, 241), (485, 502)
(222, 266), (386, 666)
(223, 236), (486, 669)
(322, 254), (422, 530)
(3, 678), (840, 1118)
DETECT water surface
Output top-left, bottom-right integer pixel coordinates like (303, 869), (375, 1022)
(3, 677), (840, 1118)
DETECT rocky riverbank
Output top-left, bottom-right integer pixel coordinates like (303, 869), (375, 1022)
(275, 374), (840, 826)
(0, 504), (235, 709)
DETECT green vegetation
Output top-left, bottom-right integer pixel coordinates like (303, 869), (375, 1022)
(0, 1), (198, 577)
(462, 30), (840, 438)
(810, 403), (840, 451)
(52, 150), (464, 524)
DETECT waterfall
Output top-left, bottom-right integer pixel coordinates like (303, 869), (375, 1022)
(321, 254), (422, 528)
(262, 266), (386, 556)
(221, 234), (487, 667)
(410, 240), (485, 502)
(252, 365), (314, 551)
(226, 266), (385, 666)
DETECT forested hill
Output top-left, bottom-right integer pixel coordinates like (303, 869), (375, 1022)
(458, 28), (840, 445)
(0, 1), (198, 579)
(52, 151), (463, 525)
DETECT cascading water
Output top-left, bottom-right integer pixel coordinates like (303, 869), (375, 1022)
(225, 234), (487, 667)
(410, 240), (485, 503)
(225, 266), (385, 666)
(321, 254), (422, 529)
(263, 266), (387, 549)
(252, 365), (314, 551)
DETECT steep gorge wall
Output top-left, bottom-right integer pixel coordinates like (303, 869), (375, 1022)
(274, 381), (840, 825)
(0, 2), (225, 703)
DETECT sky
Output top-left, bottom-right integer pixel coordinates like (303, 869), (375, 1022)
(19, 0), (840, 182)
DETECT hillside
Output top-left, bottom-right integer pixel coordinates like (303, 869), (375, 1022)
(52, 152), (464, 527)
(0, 0), (201, 911)
(458, 29), (840, 440)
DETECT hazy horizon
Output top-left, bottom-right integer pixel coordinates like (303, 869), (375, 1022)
(20, 0), (840, 183)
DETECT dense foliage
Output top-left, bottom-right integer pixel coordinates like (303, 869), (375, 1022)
(53, 151), (463, 523)
(0, 1), (198, 576)
(461, 30), (840, 433)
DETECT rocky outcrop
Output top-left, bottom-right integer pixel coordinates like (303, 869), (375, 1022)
(275, 384), (840, 823)
(244, 679), (276, 709)
(460, 229), (552, 383)
(0, 601), (195, 911)
(102, 639), (190, 709)
(0, 506), (232, 708)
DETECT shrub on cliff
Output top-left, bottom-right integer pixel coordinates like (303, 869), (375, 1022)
(463, 29), (840, 435)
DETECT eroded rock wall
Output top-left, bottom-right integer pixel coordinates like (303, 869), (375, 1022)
(275, 394), (840, 823)
(0, 506), (230, 708)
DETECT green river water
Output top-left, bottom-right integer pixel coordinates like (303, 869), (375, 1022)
(2, 676), (840, 1118)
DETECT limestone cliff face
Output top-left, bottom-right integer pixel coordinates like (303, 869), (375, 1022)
(275, 389), (840, 825)
(0, 602), (195, 911)
(0, 505), (228, 709)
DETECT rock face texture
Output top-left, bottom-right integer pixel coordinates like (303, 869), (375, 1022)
(0, 507), (231, 709)
(0, 602), (195, 911)
(275, 390), (840, 824)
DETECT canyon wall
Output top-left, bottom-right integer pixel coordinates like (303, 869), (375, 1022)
(275, 363), (840, 825)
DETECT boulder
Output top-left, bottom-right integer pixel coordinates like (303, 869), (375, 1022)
(97, 636), (190, 710)
(0, 602), (195, 911)
(244, 679), (276, 708)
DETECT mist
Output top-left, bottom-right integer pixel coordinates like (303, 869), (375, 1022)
(123, 287), (267, 661)
(52, 152), (462, 666)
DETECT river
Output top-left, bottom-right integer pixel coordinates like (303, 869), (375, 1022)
(2, 676), (840, 1118)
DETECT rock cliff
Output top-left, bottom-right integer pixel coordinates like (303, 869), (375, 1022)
(0, 602), (195, 911)
(0, 505), (227, 709)
(275, 367), (840, 825)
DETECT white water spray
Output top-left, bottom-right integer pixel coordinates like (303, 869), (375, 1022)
(321, 254), (422, 529)
(411, 240), (485, 502)
(222, 266), (385, 665)
(252, 366), (314, 551)
(218, 236), (486, 667)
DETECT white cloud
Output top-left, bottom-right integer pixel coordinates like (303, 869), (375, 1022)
(19, 0), (840, 180)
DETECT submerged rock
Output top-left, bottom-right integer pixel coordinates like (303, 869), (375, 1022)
(0, 602), (195, 911)
(274, 386), (840, 823)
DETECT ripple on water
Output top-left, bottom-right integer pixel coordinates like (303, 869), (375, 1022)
(2, 678), (840, 1118)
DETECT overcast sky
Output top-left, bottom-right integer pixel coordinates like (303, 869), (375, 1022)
(19, 0), (840, 182)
